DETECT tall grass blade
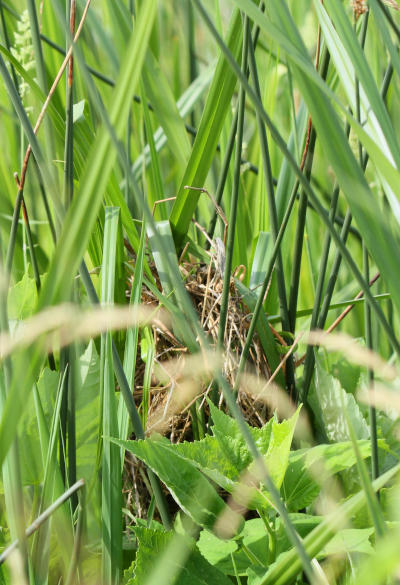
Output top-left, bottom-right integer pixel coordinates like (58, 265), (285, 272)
(0, 0), (157, 468)
(170, 8), (243, 246)
(100, 207), (122, 585)
(117, 221), (146, 463)
(223, 0), (400, 352)
(217, 13), (249, 375)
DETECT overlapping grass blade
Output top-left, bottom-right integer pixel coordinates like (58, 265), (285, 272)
(130, 61), (215, 184)
(117, 220), (146, 462)
(225, 0), (400, 341)
(0, 0), (157, 469)
(170, 8), (243, 246)
(31, 375), (74, 582)
(142, 50), (191, 171)
(100, 207), (122, 584)
(254, 462), (400, 585)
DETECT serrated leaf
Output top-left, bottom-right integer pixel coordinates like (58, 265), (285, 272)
(178, 405), (300, 511)
(112, 435), (242, 534)
(261, 408), (300, 490)
(124, 527), (232, 585)
(198, 515), (320, 576)
(282, 440), (374, 512)
(196, 530), (238, 574)
(174, 435), (244, 482)
(309, 355), (370, 443)
(209, 400), (274, 455)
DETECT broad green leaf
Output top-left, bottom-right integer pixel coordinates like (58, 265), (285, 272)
(321, 527), (374, 557)
(175, 434), (249, 484)
(209, 402), (243, 440)
(178, 402), (274, 481)
(309, 356), (370, 443)
(124, 527), (232, 585)
(331, 356), (361, 395)
(196, 530), (238, 574)
(260, 406), (301, 492)
(245, 462), (400, 585)
(167, 405), (300, 511)
(112, 435), (243, 534)
(198, 515), (320, 576)
(282, 440), (375, 512)
(349, 524), (400, 585)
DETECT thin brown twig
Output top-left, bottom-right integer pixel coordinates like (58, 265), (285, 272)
(267, 332), (305, 388)
(0, 479), (85, 565)
(326, 272), (380, 333)
(8, 0), (91, 278)
(7, 0), (91, 297)
(184, 186), (229, 245)
(18, 0), (91, 193)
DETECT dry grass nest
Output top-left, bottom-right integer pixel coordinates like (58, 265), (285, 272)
(122, 253), (284, 523)
(126, 254), (283, 438)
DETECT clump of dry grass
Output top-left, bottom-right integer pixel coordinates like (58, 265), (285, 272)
(127, 258), (277, 441)
(122, 255), (285, 522)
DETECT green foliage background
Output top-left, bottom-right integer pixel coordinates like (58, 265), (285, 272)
(1, 1), (400, 584)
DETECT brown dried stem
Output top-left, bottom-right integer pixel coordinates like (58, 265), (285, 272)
(18, 0), (90, 194)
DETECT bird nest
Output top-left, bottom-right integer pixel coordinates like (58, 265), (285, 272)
(126, 253), (279, 444)
(122, 252), (283, 524)
(124, 256), (282, 517)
